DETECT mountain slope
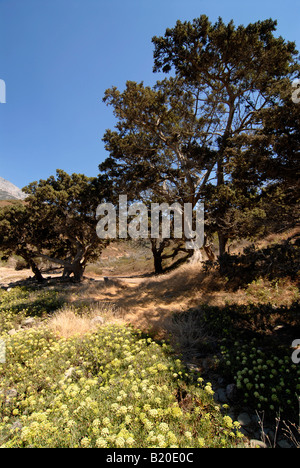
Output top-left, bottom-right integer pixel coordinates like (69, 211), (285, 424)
(0, 177), (26, 200)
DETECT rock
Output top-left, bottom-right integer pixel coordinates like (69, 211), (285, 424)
(251, 413), (261, 424)
(277, 439), (293, 449)
(186, 363), (200, 372)
(239, 426), (252, 437)
(261, 428), (275, 443)
(238, 412), (252, 426)
(214, 388), (228, 403)
(21, 317), (36, 328)
(228, 408), (236, 421)
(91, 316), (105, 326)
(226, 383), (238, 401)
(250, 439), (268, 448)
(217, 375), (225, 386)
(4, 388), (18, 403)
(11, 420), (22, 431)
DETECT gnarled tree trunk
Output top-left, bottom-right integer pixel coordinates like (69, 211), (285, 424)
(22, 251), (44, 283)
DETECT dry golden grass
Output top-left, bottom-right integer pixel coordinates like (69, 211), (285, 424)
(50, 255), (298, 340)
(1, 226), (298, 342)
(48, 302), (125, 339)
(48, 308), (96, 338)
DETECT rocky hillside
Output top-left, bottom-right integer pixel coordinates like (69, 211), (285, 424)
(0, 177), (26, 200)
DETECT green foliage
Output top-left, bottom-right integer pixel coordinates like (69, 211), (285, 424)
(0, 203), (44, 280)
(152, 15), (300, 254)
(221, 339), (300, 421)
(174, 302), (300, 343)
(215, 234), (300, 286)
(0, 287), (64, 334)
(0, 170), (110, 281)
(173, 301), (300, 424)
(0, 288), (246, 448)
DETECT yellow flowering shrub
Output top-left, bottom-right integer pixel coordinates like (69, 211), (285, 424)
(0, 288), (246, 448)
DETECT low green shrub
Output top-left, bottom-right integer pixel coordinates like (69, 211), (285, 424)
(220, 339), (300, 422)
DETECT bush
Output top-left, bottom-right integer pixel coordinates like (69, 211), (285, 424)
(220, 339), (300, 422)
(0, 323), (245, 447)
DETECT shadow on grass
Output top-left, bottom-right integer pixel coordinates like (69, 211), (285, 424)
(0, 286), (65, 318)
(171, 301), (300, 351)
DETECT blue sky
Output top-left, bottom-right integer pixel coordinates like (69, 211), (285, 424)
(0, 0), (299, 189)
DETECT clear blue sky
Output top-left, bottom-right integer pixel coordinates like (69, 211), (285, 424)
(0, 0), (299, 189)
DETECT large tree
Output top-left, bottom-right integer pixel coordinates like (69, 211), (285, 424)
(0, 170), (109, 282)
(24, 170), (110, 281)
(101, 77), (216, 206)
(152, 16), (300, 254)
(101, 77), (215, 271)
(0, 202), (45, 282)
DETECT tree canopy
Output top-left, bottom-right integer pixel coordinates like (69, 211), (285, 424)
(100, 15), (300, 258)
(0, 170), (109, 282)
(151, 16), (300, 254)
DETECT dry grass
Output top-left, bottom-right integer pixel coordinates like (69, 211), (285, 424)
(49, 256), (298, 340)
(48, 302), (125, 339)
(162, 309), (215, 359)
(1, 226), (298, 342)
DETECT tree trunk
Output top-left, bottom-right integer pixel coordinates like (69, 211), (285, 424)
(153, 250), (163, 274)
(203, 235), (215, 262)
(30, 259), (44, 283)
(218, 232), (228, 258)
(37, 245), (86, 282)
(71, 261), (85, 282)
(22, 253), (44, 283)
(188, 248), (203, 264)
(151, 239), (164, 274)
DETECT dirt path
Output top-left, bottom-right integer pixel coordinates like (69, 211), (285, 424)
(0, 267), (33, 286)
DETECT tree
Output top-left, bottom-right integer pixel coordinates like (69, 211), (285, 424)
(221, 87), (300, 238)
(0, 202), (45, 282)
(19, 170), (108, 281)
(152, 16), (300, 255)
(100, 77), (216, 271)
(101, 77), (216, 204)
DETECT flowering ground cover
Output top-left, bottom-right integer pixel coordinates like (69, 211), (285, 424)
(0, 287), (245, 448)
(221, 340), (300, 421)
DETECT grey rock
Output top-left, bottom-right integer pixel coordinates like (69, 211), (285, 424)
(239, 426), (252, 437)
(0, 176), (26, 201)
(250, 439), (268, 449)
(251, 413), (261, 424)
(277, 439), (293, 449)
(91, 316), (105, 326)
(214, 388), (228, 403)
(226, 383), (238, 401)
(238, 412), (252, 426)
(4, 388), (18, 403)
(11, 420), (22, 431)
(217, 376), (225, 386)
(21, 317), (36, 327)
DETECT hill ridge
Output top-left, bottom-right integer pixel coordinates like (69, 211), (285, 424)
(0, 176), (26, 200)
